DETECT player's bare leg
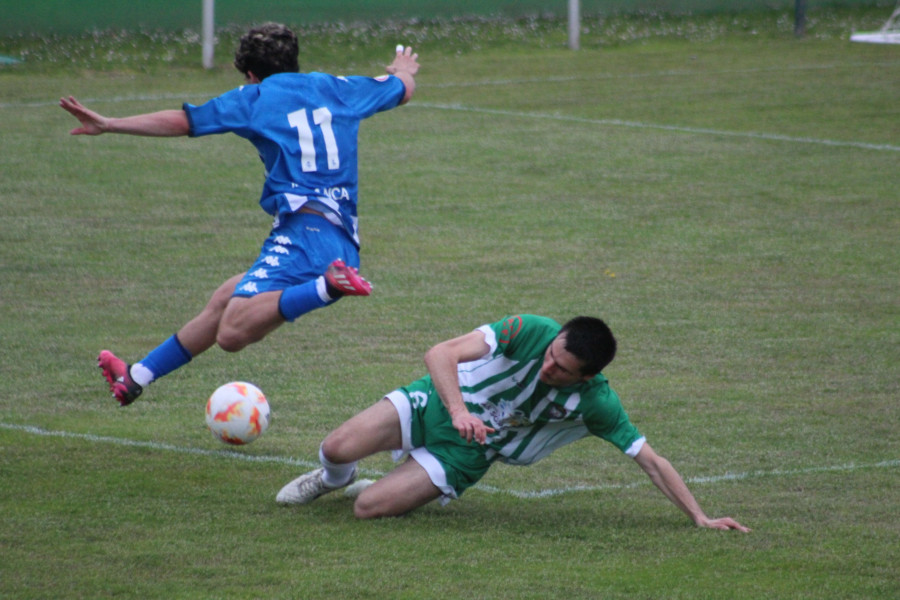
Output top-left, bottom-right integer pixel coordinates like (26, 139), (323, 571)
(321, 398), (403, 461)
(215, 291), (286, 352)
(98, 274), (242, 405)
(176, 273), (245, 355)
(276, 399), (406, 507)
(194, 258), (371, 353)
(352, 458), (443, 519)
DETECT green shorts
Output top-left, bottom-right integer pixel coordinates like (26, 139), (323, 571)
(386, 375), (493, 500)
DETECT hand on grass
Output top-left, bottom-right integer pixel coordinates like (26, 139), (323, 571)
(698, 516), (751, 532)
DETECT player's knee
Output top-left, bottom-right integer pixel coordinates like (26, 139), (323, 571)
(321, 428), (353, 463)
(353, 501), (377, 519)
(352, 493), (385, 520)
(216, 328), (249, 353)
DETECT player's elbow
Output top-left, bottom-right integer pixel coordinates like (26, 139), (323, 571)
(423, 343), (444, 370)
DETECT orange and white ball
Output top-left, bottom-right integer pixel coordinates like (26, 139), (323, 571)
(205, 382), (270, 445)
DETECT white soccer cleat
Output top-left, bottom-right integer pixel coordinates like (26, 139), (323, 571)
(343, 478), (375, 499)
(276, 466), (358, 505)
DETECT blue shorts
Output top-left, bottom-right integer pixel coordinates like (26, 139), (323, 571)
(233, 212), (360, 298)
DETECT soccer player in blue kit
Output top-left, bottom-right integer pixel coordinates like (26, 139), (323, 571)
(59, 23), (420, 405)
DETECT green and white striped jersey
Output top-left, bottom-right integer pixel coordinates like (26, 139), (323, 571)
(463, 315), (644, 466)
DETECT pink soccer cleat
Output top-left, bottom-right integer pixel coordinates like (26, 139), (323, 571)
(325, 259), (372, 296)
(97, 350), (143, 406)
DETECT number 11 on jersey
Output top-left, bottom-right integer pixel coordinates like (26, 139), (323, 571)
(288, 107), (340, 172)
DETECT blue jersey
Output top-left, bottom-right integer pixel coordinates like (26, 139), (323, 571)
(184, 72), (405, 246)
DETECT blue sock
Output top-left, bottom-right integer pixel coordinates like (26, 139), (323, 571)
(278, 277), (335, 322)
(133, 334), (192, 386)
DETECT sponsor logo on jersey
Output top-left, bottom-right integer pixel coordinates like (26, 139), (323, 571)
(484, 400), (533, 430)
(499, 315), (523, 345)
(315, 187), (350, 201)
(547, 404), (568, 420)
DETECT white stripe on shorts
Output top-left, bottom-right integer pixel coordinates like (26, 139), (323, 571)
(385, 391), (458, 502)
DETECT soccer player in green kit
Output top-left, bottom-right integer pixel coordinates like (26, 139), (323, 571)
(276, 314), (750, 532)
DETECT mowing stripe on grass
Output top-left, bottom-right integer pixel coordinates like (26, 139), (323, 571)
(6, 59), (899, 109)
(3, 422), (898, 499)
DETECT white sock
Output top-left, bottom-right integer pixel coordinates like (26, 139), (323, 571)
(316, 276), (334, 302)
(319, 445), (357, 488)
(129, 363), (155, 387)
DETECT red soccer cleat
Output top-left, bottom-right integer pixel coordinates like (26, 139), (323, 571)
(97, 350), (143, 406)
(325, 259), (372, 296)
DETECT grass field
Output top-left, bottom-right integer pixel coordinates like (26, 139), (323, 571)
(1, 9), (899, 599)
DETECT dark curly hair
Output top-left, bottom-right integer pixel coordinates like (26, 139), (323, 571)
(233, 23), (299, 81)
(559, 316), (617, 376)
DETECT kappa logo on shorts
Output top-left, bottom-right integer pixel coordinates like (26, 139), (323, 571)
(271, 245), (290, 255)
(499, 315), (523, 345)
(250, 268), (269, 279)
(263, 256), (280, 267)
(239, 282), (259, 294)
(273, 235), (292, 245)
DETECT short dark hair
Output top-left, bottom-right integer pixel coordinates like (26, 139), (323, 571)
(559, 316), (617, 376)
(233, 22), (299, 81)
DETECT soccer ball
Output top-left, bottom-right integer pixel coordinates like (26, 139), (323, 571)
(205, 381), (270, 445)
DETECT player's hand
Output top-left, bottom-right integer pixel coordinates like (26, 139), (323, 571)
(59, 96), (108, 135)
(697, 516), (751, 533)
(386, 45), (419, 77)
(450, 412), (495, 445)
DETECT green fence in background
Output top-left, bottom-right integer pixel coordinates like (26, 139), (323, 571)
(0, 0), (889, 35)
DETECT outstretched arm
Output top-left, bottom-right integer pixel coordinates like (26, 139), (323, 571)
(424, 329), (495, 444)
(385, 46), (419, 105)
(634, 443), (750, 532)
(59, 96), (190, 137)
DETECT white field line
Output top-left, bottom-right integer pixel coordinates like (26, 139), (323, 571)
(0, 421), (319, 468)
(3, 422), (898, 499)
(423, 60), (900, 88)
(412, 101), (900, 153)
